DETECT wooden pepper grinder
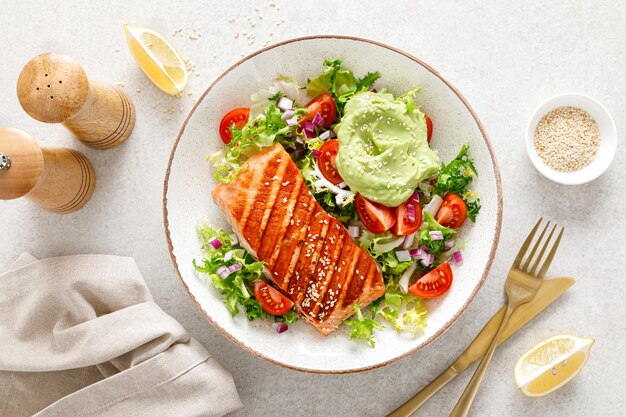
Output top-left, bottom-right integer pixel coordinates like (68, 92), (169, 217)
(0, 128), (95, 213)
(16, 53), (135, 149)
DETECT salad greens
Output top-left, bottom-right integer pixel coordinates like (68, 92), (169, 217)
(434, 144), (482, 221)
(197, 58), (482, 348)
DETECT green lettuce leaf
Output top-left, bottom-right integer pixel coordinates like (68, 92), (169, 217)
(344, 301), (383, 348)
(377, 281), (428, 334)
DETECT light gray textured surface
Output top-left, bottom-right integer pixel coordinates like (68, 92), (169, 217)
(1, 1), (624, 416)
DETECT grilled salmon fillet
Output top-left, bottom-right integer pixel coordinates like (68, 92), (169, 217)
(212, 143), (385, 335)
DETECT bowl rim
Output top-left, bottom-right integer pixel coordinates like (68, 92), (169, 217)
(162, 35), (503, 374)
(525, 92), (618, 185)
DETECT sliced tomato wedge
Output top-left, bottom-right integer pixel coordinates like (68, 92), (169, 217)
(435, 194), (468, 229)
(317, 139), (343, 185)
(355, 194), (396, 234)
(219, 107), (250, 144)
(298, 93), (337, 128)
(254, 281), (294, 315)
(391, 200), (423, 236)
(408, 262), (453, 298)
(424, 114), (433, 143)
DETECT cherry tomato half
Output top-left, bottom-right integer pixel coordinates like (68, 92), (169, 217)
(435, 194), (468, 229)
(219, 107), (250, 144)
(424, 114), (433, 143)
(298, 93), (337, 128)
(391, 200), (423, 236)
(254, 281), (294, 315)
(355, 194), (396, 234)
(317, 139), (343, 185)
(408, 262), (453, 298)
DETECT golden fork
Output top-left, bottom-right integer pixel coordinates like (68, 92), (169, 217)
(448, 218), (564, 417)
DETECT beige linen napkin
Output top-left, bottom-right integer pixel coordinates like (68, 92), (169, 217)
(0, 253), (242, 417)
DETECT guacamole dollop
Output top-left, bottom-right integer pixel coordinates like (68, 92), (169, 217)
(335, 91), (440, 207)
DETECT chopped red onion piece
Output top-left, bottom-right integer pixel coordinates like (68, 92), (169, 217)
(407, 204), (416, 222)
(277, 96), (293, 111)
(423, 195), (443, 216)
(409, 192), (420, 204)
(370, 88), (377, 93)
(337, 181), (348, 189)
(229, 234), (239, 246)
(420, 254), (435, 267)
(217, 265), (228, 276)
(420, 246), (429, 254)
(311, 149), (322, 158)
(304, 121), (315, 133)
(208, 237), (222, 249)
(223, 250), (233, 262)
(409, 248), (423, 258)
(318, 130), (331, 140)
(281, 109), (295, 120)
(452, 250), (463, 264)
(295, 136), (304, 145)
(402, 232), (416, 249)
(304, 128), (316, 139)
(276, 323), (289, 333)
(312, 113), (325, 127)
(227, 263), (242, 274)
(348, 225), (361, 238)
(395, 250), (411, 263)
(429, 231), (444, 241)
(444, 240), (456, 250)
(286, 118), (299, 126)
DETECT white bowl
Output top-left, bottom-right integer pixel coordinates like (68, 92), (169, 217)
(163, 36), (502, 373)
(526, 93), (617, 185)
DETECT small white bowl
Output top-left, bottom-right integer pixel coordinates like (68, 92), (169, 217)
(526, 93), (617, 185)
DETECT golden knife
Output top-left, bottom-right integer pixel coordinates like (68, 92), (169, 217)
(387, 277), (575, 417)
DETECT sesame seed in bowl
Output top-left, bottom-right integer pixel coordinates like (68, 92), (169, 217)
(526, 93), (617, 185)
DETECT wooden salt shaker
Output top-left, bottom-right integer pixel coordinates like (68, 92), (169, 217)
(0, 128), (95, 213)
(17, 53), (135, 149)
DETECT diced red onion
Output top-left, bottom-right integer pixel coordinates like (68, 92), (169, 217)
(407, 204), (416, 222)
(217, 265), (228, 276)
(228, 263), (242, 273)
(277, 96), (293, 111)
(429, 231), (444, 241)
(208, 237), (222, 249)
(304, 128), (316, 139)
(423, 195), (443, 216)
(295, 136), (304, 145)
(318, 130), (331, 140)
(409, 192), (420, 204)
(281, 109), (295, 120)
(312, 113), (325, 127)
(276, 323), (289, 333)
(311, 149), (321, 158)
(452, 250), (463, 264)
(409, 248), (423, 258)
(444, 240), (456, 250)
(420, 254), (435, 267)
(402, 232), (416, 249)
(348, 225), (361, 238)
(223, 250), (233, 262)
(229, 234), (239, 246)
(395, 250), (411, 263)
(370, 88), (377, 93)
(304, 121), (315, 133)
(420, 245), (429, 254)
(337, 181), (347, 189)
(286, 118), (299, 126)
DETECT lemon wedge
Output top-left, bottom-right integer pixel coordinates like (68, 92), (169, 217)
(515, 334), (594, 397)
(124, 24), (187, 95)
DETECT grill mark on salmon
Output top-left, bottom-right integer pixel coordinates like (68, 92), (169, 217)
(256, 161), (302, 268)
(305, 219), (345, 318)
(271, 185), (316, 290)
(211, 143), (385, 335)
(241, 155), (287, 252)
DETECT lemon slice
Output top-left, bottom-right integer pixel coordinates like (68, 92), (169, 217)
(124, 24), (187, 95)
(515, 334), (594, 397)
